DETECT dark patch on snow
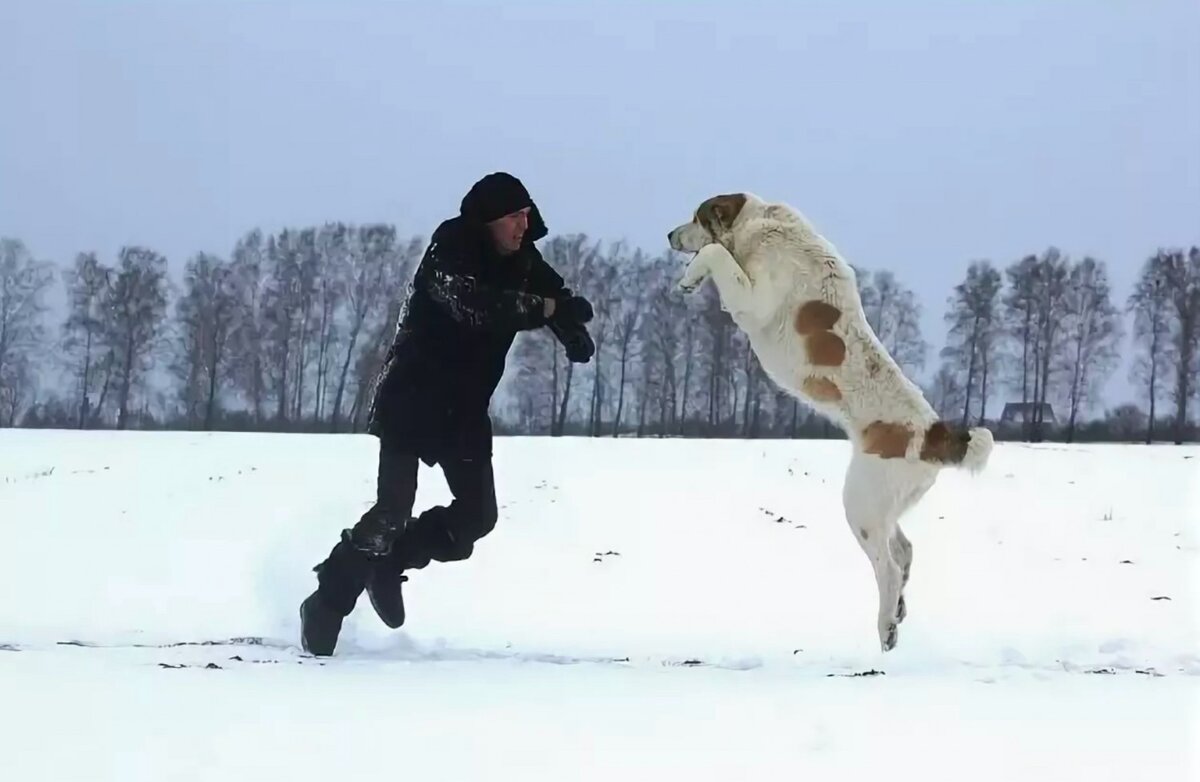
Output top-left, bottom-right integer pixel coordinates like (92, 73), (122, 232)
(759, 507), (805, 529)
(156, 636), (268, 648)
(0, 643), (20, 652)
(1119, 560), (1134, 565)
(827, 669), (885, 678)
(56, 636), (286, 651)
(1150, 595), (1172, 601)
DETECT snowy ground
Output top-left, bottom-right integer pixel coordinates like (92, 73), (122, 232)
(1, 429), (1197, 780)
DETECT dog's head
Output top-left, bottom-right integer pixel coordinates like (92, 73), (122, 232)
(668, 193), (749, 254)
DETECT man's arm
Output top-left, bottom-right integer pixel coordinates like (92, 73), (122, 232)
(528, 253), (593, 323)
(422, 234), (552, 331)
(527, 252), (595, 362)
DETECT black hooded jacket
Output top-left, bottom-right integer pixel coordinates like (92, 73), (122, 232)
(365, 173), (589, 464)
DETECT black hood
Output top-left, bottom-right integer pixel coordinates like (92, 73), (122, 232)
(458, 171), (548, 244)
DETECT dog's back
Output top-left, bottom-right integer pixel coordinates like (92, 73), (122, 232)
(728, 197), (993, 474)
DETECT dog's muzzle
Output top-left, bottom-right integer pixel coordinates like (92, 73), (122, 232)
(668, 222), (708, 254)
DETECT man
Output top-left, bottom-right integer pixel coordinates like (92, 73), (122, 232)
(300, 172), (595, 656)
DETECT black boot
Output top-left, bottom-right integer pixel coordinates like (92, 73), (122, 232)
(365, 563), (409, 629)
(299, 590), (344, 656)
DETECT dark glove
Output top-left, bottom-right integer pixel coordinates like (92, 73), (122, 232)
(552, 320), (595, 363)
(554, 294), (593, 325)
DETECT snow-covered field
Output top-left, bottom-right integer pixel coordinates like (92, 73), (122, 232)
(1, 429), (1197, 780)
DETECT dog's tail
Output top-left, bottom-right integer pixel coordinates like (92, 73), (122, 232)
(919, 421), (994, 474)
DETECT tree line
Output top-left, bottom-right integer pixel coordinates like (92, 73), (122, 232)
(1, 230), (1197, 444)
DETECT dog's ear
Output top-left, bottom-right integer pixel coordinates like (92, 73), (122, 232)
(695, 193), (748, 236)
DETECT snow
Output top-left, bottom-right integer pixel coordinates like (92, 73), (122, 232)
(1, 429), (1197, 780)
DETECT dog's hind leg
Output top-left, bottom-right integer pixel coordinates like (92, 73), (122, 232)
(843, 454), (904, 651)
(890, 528), (913, 623)
(864, 529), (902, 651)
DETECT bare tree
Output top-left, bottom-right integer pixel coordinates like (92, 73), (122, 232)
(330, 227), (420, 431)
(858, 269), (928, 374)
(1002, 254), (1040, 437)
(941, 260), (1003, 426)
(537, 234), (603, 435)
(926, 363), (966, 421)
(0, 239), (55, 426)
(608, 252), (654, 436)
(61, 252), (113, 427)
(102, 246), (170, 429)
(289, 229), (321, 421)
(1159, 247), (1200, 444)
(635, 257), (693, 436)
(173, 252), (238, 429)
(1004, 248), (1071, 441)
(583, 244), (621, 436)
(1058, 257), (1122, 442)
(1128, 253), (1173, 443)
(261, 229), (316, 425)
(308, 224), (346, 423)
(228, 229), (269, 424)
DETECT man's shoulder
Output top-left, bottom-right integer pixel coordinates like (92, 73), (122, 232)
(422, 217), (487, 270)
(430, 216), (479, 247)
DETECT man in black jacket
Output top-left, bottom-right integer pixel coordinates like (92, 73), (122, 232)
(300, 172), (595, 656)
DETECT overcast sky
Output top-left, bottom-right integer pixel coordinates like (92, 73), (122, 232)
(2, 0), (1197, 406)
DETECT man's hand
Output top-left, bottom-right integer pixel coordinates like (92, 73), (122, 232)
(562, 327), (595, 363)
(557, 295), (593, 324)
(550, 319), (595, 363)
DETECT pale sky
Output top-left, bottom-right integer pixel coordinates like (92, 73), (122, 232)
(2, 0), (1198, 408)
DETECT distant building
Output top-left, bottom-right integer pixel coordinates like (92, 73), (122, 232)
(999, 401), (1057, 425)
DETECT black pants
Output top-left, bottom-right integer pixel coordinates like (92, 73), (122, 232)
(314, 441), (499, 616)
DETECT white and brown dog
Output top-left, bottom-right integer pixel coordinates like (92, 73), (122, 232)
(669, 192), (994, 652)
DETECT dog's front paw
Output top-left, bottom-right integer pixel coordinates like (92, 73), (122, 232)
(677, 259), (710, 294)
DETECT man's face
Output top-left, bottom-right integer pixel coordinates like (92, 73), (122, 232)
(486, 206), (531, 255)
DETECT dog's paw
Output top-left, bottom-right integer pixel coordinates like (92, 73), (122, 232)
(677, 267), (709, 294)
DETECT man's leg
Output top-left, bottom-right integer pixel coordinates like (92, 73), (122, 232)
(389, 453), (498, 571)
(300, 442), (418, 655)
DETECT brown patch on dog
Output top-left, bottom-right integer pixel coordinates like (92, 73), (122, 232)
(802, 376), (842, 402)
(695, 193), (748, 236)
(794, 300), (842, 335)
(805, 332), (846, 366)
(919, 421), (971, 464)
(861, 421), (913, 459)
